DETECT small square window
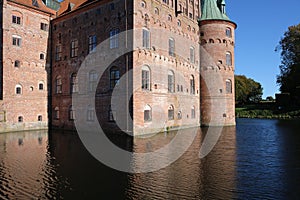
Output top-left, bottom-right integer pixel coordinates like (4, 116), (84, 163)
(12, 37), (21, 46)
(12, 16), (21, 24)
(41, 23), (48, 31)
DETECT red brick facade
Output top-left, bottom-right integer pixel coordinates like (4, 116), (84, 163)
(0, 0), (55, 132)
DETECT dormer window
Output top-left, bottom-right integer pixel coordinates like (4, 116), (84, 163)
(32, 0), (39, 7)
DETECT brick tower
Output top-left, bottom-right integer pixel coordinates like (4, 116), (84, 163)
(199, 0), (236, 126)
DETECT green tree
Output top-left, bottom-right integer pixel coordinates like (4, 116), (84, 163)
(235, 75), (263, 104)
(276, 23), (300, 102)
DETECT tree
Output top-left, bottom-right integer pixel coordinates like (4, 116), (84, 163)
(276, 23), (300, 103)
(235, 75), (263, 104)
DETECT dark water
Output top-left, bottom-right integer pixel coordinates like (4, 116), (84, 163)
(0, 119), (300, 199)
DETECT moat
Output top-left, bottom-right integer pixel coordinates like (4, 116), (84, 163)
(0, 118), (299, 199)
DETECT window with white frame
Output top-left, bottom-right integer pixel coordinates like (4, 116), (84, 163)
(70, 39), (78, 58)
(70, 73), (78, 93)
(15, 84), (22, 94)
(12, 35), (21, 46)
(109, 29), (119, 49)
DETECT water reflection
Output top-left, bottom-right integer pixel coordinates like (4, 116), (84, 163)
(0, 120), (300, 199)
(126, 126), (237, 199)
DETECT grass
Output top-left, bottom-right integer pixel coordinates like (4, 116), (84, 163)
(235, 102), (300, 119)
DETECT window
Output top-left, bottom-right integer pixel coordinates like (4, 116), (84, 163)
(142, 29), (150, 49)
(226, 28), (232, 38)
(69, 106), (75, 120)
(55, 45), (62, 61)
(89, 71), (98, 92)
(108, 105), (114, 121)
(87, 105), (95, 121)
(58, 33), (62, 43)
(169, 38), (175, 56)
(177, 20), (181, 27)
(226, 79), (232, 94)
(110, 68), (120, 89)
(40, 53), (45, 60)
(142, 66), (150, 90)
(16, 84), (22, 94)
(70, 40), (78, 58)
(168, 14), (172, 21)
(54, 107), (59, 119)
(14, 60), (20, 67)
(110, 3), (115, 10)
(12, 36), (21, 46)
(18, 116), (23, 122)
(189, 13), (193, 19)
(110, 29), (119, 49)
(38, 115), (42, 121)
(168, 70), (175, 93)
(88, 35), (97, 53)
(154, 7), (159, 15)
(40, 23), (48, 31)
(162, 0), (169, 4)
(190, 75), (195, 94)
(70, 73), (78, 93)
(168, 105), (174, 120)
(177, 111), (182, 119)
(226, 52), (232, 66)
(39, 83), (44, 90)
(12, 15), (21, 24)
(55, 76), (62, 94)
(191, 106), (195, 119)
(144, 104), (152, 122)
(141, 1), (146, 8)
(190, 47), (195, 63)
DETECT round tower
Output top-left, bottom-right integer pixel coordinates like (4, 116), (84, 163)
(199, 0), (237, 126)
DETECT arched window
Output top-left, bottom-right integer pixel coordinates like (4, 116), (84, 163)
(169, 38), (175, 56)
(54, 107), (59, 119)
(168, 14), (172, 22)
(226, 52), (232, 66)
(40, 53), (45, 60)
(142, 65), (150, 90)
(226, 79), (232, 93)
(190, 75), (195, 94)
(168, 105), (174, 120)
(109, 29), (119, 49)
(69, 105), (75, 120)
(55, 76), (62, 94)
(89, 70), (98, 92)
(70, 73), (78, 93)
(144, 104), (152, 122)
(15, 84), (22, 94)
(141, 1), (146, 8)
(168, 70), (175, 93)
(190, 46), (195, 63)
(226, 27), (232, 38)
(177, 19), (181, 27)
(142, 28), (150, 49)
(154, 7), (159, 15)
(110, 67), (120, 89)
(177, 111), (182, 119)
(38, 115), (42, 121)
(14, 60), (20, 67)
(18, 116), (23, 122)
(191, 106), (195, 119)
(39, 82), (44, 90)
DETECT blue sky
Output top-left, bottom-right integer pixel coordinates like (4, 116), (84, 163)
(226, 0), (300, 98)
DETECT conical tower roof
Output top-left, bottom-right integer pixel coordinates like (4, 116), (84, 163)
(200, 0), (230, 21)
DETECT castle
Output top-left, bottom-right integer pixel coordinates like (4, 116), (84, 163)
(0, 0), (236, 135)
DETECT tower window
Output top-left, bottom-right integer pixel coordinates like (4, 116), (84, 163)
(226, 79), (232, 93)
(40, 53), (45, 60)
(39, 83), (44, 90)
(191, 106), (195, 119)
(190, 47), (195, 63)
(142, 28), (150, 49)
(226, 28), (232, 38)
(190, 75), (195, 94)
(38, 115), (42, 121)
(15, 84), (22, 94)
(169, 38), (175, 56)
(18, 116), (23, 122)
(168, 70), (175, 93)
(142, 66), (151, 90)
(226, 52), (232, 66)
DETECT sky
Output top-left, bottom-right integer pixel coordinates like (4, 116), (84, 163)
(226, 0), (300, 98)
